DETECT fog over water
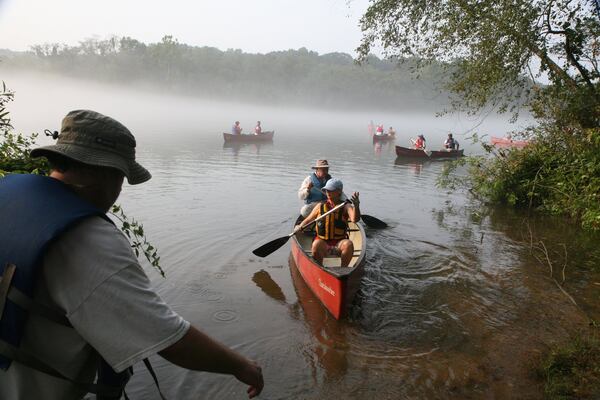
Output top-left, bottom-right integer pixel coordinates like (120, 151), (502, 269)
(5, 71), (591, 400)
(5, 71), (529, 150)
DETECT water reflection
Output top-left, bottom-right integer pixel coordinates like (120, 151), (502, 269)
(394, 157), (429, 175)
(251, 269), (287, 304)
(287, 259), (350, 382)
(252, 266), (349, 383)
(372, 140), (396, 157)
(222, 141), (272, 156)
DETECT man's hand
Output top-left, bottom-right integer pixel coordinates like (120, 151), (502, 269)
(293, 224), (303, 235)
(235, 359), (264, 399)
(351, 192), (360, 207)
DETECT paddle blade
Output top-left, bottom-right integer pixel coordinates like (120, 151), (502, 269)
(361, 214), (388, 229)
(252, 235), (291, 257)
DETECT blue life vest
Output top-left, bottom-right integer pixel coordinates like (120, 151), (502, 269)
(0, 174), (133, 398)
(305, 172), (330, 204)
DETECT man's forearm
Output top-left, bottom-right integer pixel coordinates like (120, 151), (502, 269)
(159, 326), (248, 374)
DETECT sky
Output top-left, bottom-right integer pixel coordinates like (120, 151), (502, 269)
(0, 0), (372, 56)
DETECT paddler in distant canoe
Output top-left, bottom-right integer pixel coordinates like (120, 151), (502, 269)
(231, 120), (242, 135)
(411, 134), (427, 149)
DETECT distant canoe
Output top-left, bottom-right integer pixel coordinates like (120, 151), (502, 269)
(290, 216), (366, 319)
(395, 145), (464, 159)
(372, 134), (396, 142)
(223, 131), (274, 142)
(491, 136), (529, 148)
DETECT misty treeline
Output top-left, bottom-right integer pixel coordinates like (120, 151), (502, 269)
(0, 35), (450, 110)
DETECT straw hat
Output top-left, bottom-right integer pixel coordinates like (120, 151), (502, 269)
(311, 159), (330, 169)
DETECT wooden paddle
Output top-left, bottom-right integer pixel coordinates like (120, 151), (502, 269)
(410, 138), (432, 157)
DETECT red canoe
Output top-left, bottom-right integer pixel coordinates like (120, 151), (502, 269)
(491, 136), (529, 148)
(395, 145), (464, 159)
(290, 216), (366, 319)
(223, 131), (274, 143)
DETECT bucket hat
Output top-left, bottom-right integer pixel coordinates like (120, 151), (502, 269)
(311, 159), (330, 169)
(31, 110), (151, 185)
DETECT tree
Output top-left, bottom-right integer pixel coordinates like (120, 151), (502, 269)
(358, 0), (600, 128)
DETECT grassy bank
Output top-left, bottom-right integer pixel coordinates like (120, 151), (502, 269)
(538, 327), (600, 399)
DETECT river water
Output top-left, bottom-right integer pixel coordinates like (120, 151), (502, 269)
(5, 73), (600, 399)
(118, 122), (598, 400)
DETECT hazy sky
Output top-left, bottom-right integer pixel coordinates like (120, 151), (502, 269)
(0, 0), (371, 55)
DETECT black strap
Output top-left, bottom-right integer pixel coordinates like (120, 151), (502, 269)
(0, 264), (16, 320)
(143, 358), (167, 400)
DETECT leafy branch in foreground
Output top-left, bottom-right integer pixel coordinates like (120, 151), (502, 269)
(110, 205), (165, 277)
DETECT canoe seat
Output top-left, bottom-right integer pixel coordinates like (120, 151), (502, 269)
(302, 249), (360, 268)
(322, 257), (342, 268)
(305, 250), (361, 257)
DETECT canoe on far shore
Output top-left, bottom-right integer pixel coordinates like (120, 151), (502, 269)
(223, 131), (274, 142)
(395, 145), (464, 159)
(290, 216), (366, 319)
(491, 136), (529, 148)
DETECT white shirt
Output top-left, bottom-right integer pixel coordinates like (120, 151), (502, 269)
(0, 217), (190, 400)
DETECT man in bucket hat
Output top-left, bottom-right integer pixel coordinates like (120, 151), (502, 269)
(297, 159), (346, 217)
(0, 110), (263, 400)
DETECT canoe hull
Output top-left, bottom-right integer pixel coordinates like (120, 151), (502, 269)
(491, 136), (529, 148)
(395, 145), (464, 159)
(223, 131), (274, 143)
(290, 218), (366, 319)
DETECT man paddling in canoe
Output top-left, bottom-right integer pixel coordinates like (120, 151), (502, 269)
(444, 133), (459, 150)
(232, 120), (242, 135)
(0, 110), (263, 400)
(298, 159), (346, 217)
(295, 178), (360, 268)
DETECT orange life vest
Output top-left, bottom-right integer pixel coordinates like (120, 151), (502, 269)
(315, 201), (348, 240)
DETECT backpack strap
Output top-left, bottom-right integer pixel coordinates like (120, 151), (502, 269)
(0, 264), (16, 321)
(143, 358), (168, 400)
(0, 338), (123, 398)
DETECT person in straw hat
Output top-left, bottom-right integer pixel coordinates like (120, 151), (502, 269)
(0, 110), (263, 400)
(297, 159), (347, 217)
